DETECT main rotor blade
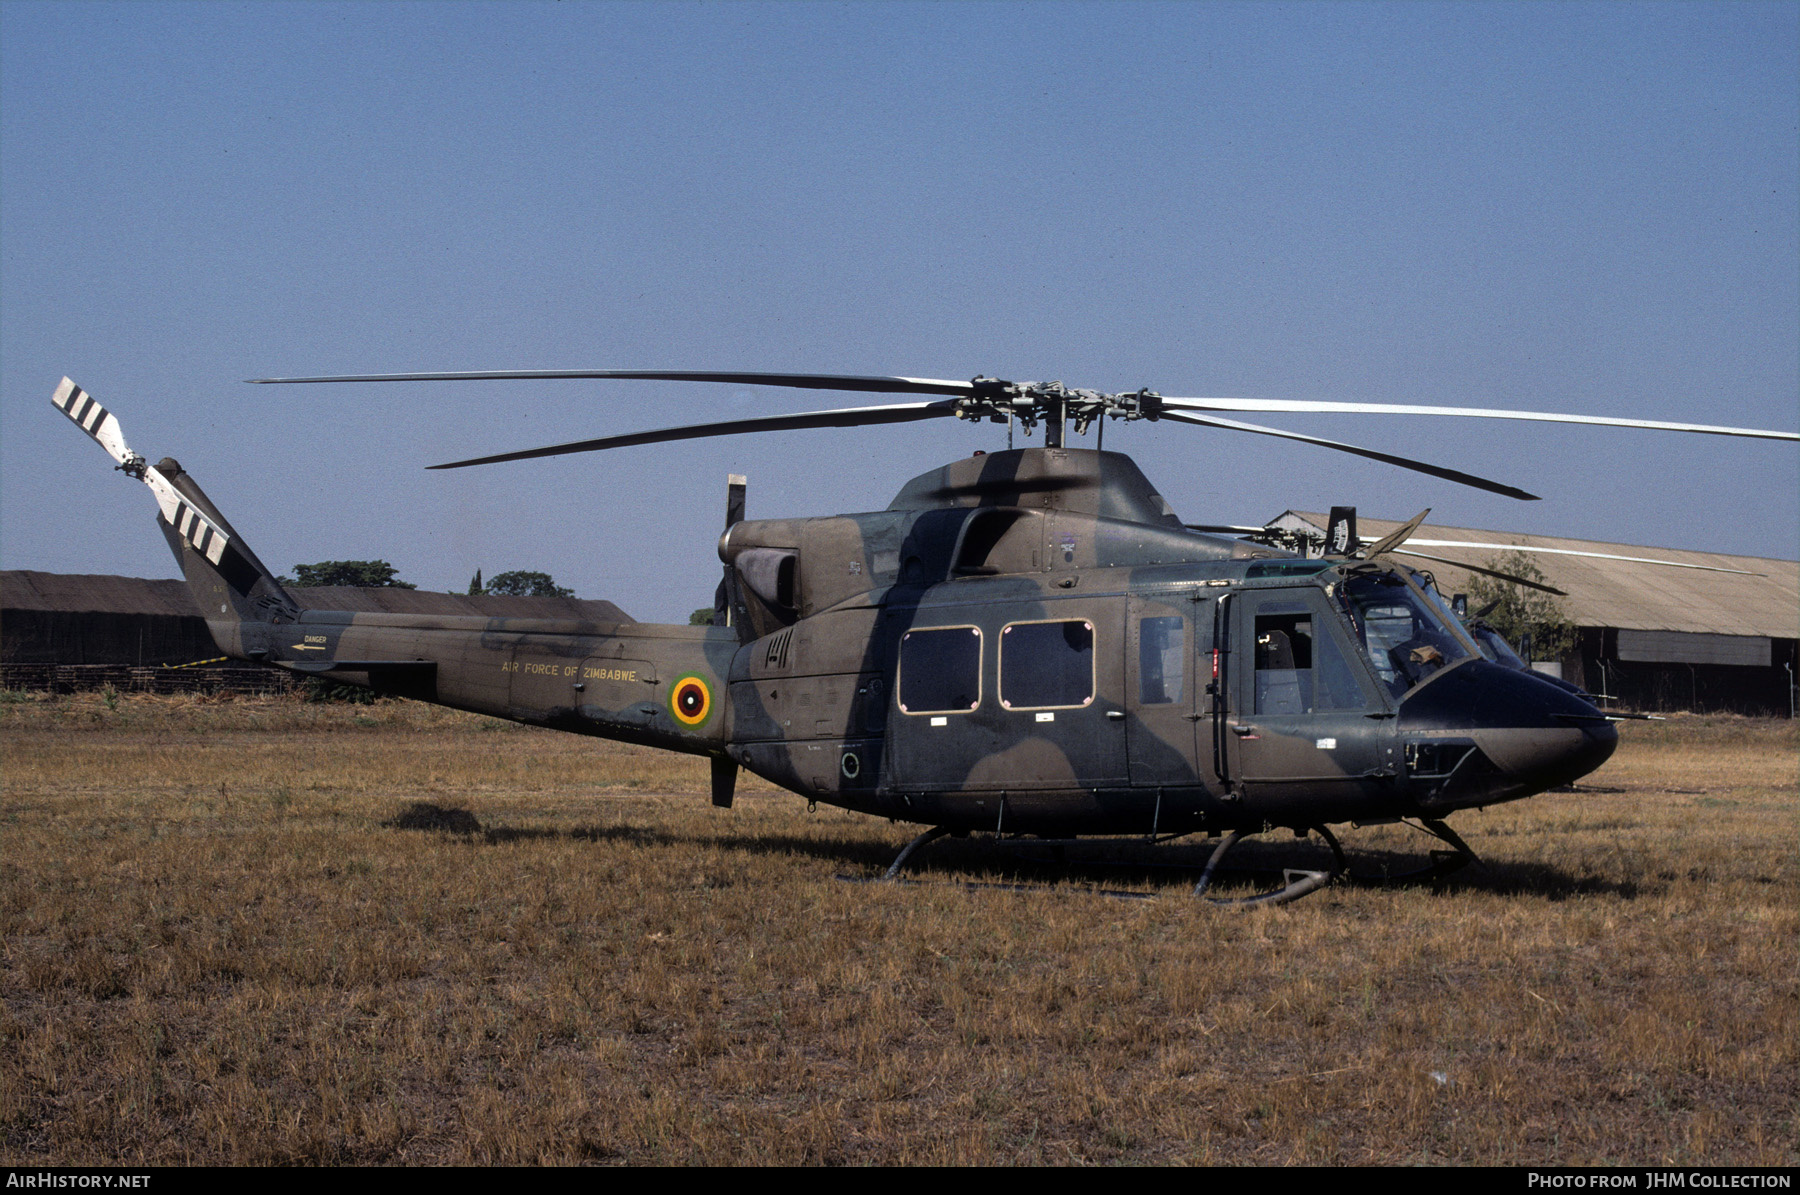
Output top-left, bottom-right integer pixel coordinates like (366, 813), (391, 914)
(250, 369), (982, 398)
(1158, 410), (1541, 500)
(1160, 396), (1799, 442)
(428, 401), (962, 469)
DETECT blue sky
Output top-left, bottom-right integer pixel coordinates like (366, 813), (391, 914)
(3, 1), (1794, 621)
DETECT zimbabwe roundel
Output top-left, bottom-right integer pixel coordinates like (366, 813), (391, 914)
(670, 675), (713, 727)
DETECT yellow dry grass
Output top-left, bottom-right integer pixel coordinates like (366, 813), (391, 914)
(2, 691), (1794, 1165)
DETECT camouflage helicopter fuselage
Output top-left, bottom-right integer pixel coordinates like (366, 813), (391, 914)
(159, 443), (1618, 841)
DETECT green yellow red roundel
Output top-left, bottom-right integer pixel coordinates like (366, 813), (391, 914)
(669, 674), (713, 727)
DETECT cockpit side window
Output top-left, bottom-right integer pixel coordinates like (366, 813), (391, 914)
(1252, 603), (1367, 714)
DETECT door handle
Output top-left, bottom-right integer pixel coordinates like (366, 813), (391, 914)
(1105, 710), (1126, 720)
(1230, 724), (1257, 737)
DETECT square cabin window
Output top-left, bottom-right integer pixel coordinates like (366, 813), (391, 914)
(1000, 619), (1095, 710)
(898, 626), (982, 714)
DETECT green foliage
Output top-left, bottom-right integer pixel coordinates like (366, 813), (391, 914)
(1465, 551), (1576, 661)
(689, 607), (715, 626)
(484, 570), (574, 598)
(282, 560), (416, 589)
(467, 569), (483, 595)
(303, 677), (380, 704)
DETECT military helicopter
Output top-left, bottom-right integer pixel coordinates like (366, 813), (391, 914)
(51, 371), (1798, 904)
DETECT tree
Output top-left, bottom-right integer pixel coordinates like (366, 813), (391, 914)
(467, 569), (483, 596)
(281, 560), (416, 589)
(484, 570), (574, 598)
(1464, 551), (1575, 662)
(689, 606), (714, 626)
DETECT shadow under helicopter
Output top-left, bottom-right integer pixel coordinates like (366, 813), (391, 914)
(387, 802), (1645, 902)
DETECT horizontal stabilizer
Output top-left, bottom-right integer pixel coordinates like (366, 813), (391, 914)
(277, 659), (437, 674)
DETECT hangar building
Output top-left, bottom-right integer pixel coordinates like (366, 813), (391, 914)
(1270, 513), (1798, 717)
(1, 571), (631, 693)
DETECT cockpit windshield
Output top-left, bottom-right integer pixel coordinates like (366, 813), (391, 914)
(1335, 572), (1475, 696)
(1417, 579), (1528, 670)
(1467, 622), (1529, 669)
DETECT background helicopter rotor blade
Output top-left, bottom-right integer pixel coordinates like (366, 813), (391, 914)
(1398, 537), (1762, 576)
(428, 400), (963, 469)
(1360, 508), (1433, 558)
(1387, 548), (1568, 595)
(1158, 396), (1800, 442)
(1158, 410), (1541, 500)
(250, 369), (983, 398)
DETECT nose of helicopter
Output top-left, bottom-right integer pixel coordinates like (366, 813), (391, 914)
(1397, 660), (1618, 812)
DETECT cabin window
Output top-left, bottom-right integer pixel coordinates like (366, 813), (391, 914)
(1252, 609), (1365, 714)
(1138, 615), (1184, 705)
(1000, 619), (1095, 710)
(897, 626), (982, 714)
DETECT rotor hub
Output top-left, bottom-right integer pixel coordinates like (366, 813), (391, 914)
(950, 379), (1164, 444)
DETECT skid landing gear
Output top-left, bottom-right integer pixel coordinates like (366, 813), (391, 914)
(883, 825), (954, 880)
(873, 818), (1477, 906)
(1343, 818), (1479, 887)
(1191, 825), (1345, 907)
(880, 822), (1351, 906)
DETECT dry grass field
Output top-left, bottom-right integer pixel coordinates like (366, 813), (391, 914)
(1, 690), (1793, 1166)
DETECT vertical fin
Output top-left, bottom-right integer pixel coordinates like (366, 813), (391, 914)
(53, 379), (298, 664)
(1326, 506), (1357, 558)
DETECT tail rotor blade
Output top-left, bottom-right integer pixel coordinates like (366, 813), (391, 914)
(50, 379), (233, 565)
(52, 378), (139, 469)
(142, 465), (233, 566)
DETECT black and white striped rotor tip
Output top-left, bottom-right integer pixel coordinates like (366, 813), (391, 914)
(51, 377), (231, 566)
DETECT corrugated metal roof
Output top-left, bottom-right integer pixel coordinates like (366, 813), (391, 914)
(3, 571), (634, 625)
(2, 572), (202, 617)
(1277, 514), (1799, 639)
